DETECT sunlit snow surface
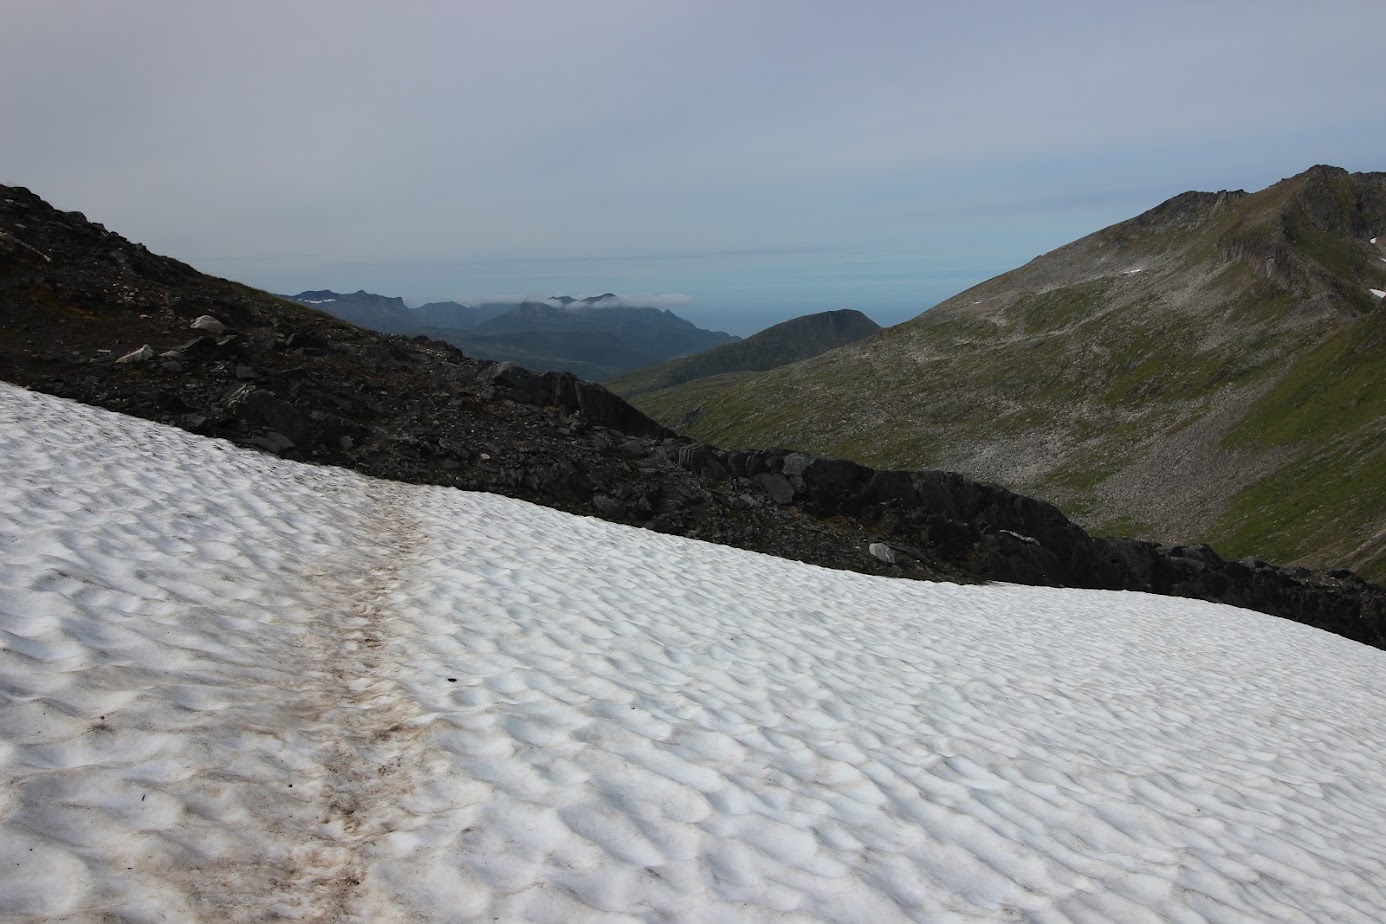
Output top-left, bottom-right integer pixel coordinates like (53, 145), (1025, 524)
(3, 384), (1386, 922)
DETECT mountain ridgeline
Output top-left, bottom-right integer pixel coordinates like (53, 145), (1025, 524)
(605, 308), (881, 426)
(282, 290), (738, 380)
(608, 308), (880, 397)
(651, 166), (1386, 579)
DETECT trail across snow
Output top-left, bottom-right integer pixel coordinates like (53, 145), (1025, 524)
(3, 383), (1386, 922)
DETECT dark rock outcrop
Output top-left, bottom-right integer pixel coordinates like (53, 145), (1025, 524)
(666, 444), (1386, 648)
(475, 362), (671, 438)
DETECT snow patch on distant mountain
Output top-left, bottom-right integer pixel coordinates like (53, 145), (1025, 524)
(546, 292), (695, 310)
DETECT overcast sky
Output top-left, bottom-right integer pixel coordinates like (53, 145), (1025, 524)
(4, 1), (1384, 335)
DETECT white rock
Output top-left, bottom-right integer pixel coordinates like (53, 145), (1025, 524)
(114, 344), (154, 364)
(868, 542), (897, 564)
(190, 315), (227, 335)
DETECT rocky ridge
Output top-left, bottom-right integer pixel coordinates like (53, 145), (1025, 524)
(2, 183), (1383, 649)
(607, 308), (881, 399)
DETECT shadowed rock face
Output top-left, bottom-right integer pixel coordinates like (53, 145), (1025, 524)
(3, 182), (1385, 650)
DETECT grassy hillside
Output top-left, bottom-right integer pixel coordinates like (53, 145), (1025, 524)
(624, 371), (763, 432)
(657, 166), (1386, 577)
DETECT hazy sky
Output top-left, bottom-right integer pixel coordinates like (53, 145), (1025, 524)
(4, 1), (1384, 335)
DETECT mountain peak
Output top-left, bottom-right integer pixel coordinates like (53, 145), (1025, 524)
(284, 289), (408, 314)
(1126, 189), (1249, 235)
(1299, 163), (1351, 180)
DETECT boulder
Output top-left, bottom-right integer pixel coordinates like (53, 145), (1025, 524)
(190, 314), (227, 335)
(591, 494), (627, 519)
(754, 472), (796, 505)
(868, 542), (897, 565)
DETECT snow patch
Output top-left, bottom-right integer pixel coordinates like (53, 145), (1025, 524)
(1371, 288), (1386, 299)
(3, 383), (1386, 921)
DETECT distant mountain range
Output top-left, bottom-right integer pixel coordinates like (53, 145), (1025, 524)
(646, 165), (1386, 579)
(605, 308), (881, 427)
(280, 290), (737, 379)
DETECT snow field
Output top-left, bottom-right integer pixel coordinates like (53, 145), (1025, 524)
(2, 383), (1386, 922)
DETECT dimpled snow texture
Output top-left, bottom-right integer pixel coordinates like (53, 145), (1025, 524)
(2, 383), (1385, 922)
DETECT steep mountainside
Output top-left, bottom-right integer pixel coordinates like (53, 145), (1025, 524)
(671, 166), (1386, 578)
(605, 309), (880, 421)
